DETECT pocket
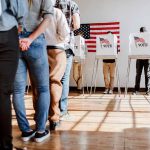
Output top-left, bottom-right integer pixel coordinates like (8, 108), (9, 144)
(27, 36), (46, 59)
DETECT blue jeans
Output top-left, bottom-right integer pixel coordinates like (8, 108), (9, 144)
(13, 32), (50, 132)
(60, 54), (73, 114)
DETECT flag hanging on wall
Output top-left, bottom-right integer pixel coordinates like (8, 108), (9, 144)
(74, 22), (120, 52)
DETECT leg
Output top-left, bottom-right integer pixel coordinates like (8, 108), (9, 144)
(73, 62), (80, 88)
(77, 63), (83, 90)
(103, 63), (110, 90)
(143, 60), (149, 92)
(26, 35), (50, 132)
(0, 27), (19, 149)
(13, 58), (30, 132)
(60, 54), (73, 115)
(134, 59), (143, 92)
(109, 62), (116, 91)
(48, 49), (66, 123)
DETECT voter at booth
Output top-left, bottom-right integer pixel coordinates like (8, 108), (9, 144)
(73, 33), (87, 92)
(133, 27), (150, 95)
(103, 31), (118, 94)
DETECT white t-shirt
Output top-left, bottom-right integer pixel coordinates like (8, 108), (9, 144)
(45, 8), (70, 50)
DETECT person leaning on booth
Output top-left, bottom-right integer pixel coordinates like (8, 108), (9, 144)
(133, 27), (150, 95)
(103, 31), (118, 94)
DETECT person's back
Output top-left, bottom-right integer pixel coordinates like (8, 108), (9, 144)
(55, 0), (80, 51)
(55, 0), (80, 120)
(45, 7), (70, 50)
(0, 0), (27, 149)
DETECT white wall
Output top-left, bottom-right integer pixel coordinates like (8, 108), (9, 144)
(70, 0), (150, 88)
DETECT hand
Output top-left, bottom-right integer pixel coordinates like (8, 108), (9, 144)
(19, 38), (33, 51)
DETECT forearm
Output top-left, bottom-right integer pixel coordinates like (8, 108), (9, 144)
(29, 18), (50, 42)
(72, 13), (80, 30)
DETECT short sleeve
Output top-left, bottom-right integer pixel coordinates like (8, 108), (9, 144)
(41, 0), (54, 19)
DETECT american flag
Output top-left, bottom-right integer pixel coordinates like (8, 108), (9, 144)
(134, 36), (145, 43)
(74, 22), (120, 52)
(99, 38), (110, 44)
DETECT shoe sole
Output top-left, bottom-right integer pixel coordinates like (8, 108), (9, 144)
(22, 133), (35, 142)
(34, 132), (50, 143)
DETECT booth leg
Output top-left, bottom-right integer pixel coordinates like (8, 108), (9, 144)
(93, 59), (99, 93)
(125, 58), (131, 95)
(116, 59), (121, 97)
(90, 59), (98, 95)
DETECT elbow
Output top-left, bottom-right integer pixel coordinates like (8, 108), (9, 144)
(74, 24), (80, 30)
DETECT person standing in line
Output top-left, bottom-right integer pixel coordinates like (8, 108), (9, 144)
(55, 0), (80, 121)
(45, 0), (70, 130)
(103, 31), (117, 94)
(133, 27), (150, 95)
(0, 0), (27, 149)
(13, 0), (53, 143)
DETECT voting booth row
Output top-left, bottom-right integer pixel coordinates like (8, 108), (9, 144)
(74, 33), (150, 95)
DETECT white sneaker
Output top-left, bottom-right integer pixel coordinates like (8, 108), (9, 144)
(108, 89), (113, 94)
(60, 112), (70, 121)
(103, 89), (109, 94)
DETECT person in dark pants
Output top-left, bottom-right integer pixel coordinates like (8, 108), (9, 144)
(0, 0), (27, 150)
(133, 27), (150, 95)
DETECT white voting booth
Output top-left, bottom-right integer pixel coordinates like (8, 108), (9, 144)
(74, 35), (86, 61)
(125, 32), (150, 94)
(90, 34), (121, 95)
(74, 35), (88, 94)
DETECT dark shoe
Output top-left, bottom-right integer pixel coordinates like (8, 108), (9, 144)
(13, 147), (27, 150)
(21, 130), (36, 142)
(49, 121), (60, 131)
(34, 130), (50, 143)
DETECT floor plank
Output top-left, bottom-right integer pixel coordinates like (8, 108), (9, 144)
(12, 92), (150, 150)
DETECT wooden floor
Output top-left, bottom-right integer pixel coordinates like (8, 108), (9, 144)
(12, 91), (150, 150)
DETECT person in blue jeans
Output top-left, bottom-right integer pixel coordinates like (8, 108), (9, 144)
(55, 0), (80, 121)
(60, 54), (73, 116)
(13, 0), (53, 143)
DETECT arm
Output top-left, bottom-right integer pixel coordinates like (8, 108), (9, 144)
(20, 0), (54, 51)
(20, 18), (50, 51)
(72, 13), (80, 30)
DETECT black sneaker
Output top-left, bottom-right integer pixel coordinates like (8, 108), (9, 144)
(21, 130), (36, 142)
(34, 130), (50, 143)
(49, 121), (60, 131)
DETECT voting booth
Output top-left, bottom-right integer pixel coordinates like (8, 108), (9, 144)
(96, 34), (118, 59)
(125, 32), (150, 94)
(129, 32), (150, 57)
(73, 35), (88, 94)
(90, 34), (121, 95)
(74, 35), (86, 61)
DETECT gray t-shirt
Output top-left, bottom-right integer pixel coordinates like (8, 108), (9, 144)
(24, 0), (54, 32)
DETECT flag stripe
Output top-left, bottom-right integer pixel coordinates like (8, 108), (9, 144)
(74, 22), (120, 52)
